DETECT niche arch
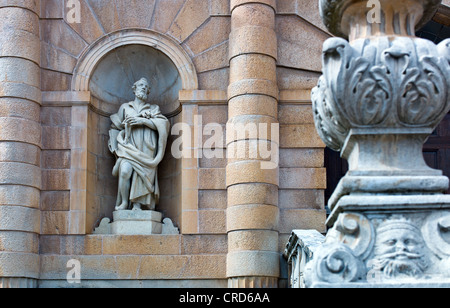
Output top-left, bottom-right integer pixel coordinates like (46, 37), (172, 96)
(72, 29), (197, 233)
(72, 28), (198, 93)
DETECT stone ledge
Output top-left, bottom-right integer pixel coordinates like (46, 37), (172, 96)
(40, 254), (227, 280)
(38, 279), (228, 288)
(41, 91), (91, 106)
(179, 90), (227, 105)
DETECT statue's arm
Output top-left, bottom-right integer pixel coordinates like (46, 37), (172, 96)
(109, 106), (126, 154)
(108, 128), (120, 154)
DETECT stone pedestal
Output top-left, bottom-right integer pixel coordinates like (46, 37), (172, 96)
(296, 0), (450, 288)
(93, 210), (180, 235)
(111, 211), (163, 235)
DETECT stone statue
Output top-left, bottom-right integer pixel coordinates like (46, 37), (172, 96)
(109, 78), (170, 212)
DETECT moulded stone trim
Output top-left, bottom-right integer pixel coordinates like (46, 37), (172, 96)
(72, 29), (198, 92)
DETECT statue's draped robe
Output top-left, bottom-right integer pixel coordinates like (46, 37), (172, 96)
(109, 102), (170, 209)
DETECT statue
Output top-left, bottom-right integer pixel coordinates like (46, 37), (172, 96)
(108, 78), (170, 212)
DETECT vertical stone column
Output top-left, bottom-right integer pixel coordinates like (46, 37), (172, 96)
(0, 0), (41, 288)
(226, 0), (280, 288)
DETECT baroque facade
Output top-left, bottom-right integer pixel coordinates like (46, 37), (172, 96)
(0, 0), (448, 288)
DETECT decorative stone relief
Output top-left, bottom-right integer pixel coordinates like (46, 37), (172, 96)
(369, 217), (429, 281)
(284, 230), (326, 288)
(303, 212), (450, 287)
(304, 242), (366, 286)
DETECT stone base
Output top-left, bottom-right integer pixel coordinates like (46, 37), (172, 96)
(294, 193), (450, 288)
(111, 210), (163, 235)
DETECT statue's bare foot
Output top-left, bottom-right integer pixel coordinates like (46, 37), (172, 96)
(115, 203), (128, 211)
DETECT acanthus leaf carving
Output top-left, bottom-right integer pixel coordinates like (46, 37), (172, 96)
(312, 36), (450, 152)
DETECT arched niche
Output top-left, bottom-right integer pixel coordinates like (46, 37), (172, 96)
(89, 44), (182, 117)
(72, 29), (197, 233)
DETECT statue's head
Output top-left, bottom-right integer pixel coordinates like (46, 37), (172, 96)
(133, 78), (151, 101)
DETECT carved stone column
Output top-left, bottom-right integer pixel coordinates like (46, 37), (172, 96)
(307, 0), (450, 287)
(0, 0), (41, 288)
(226, 0), (280, 288)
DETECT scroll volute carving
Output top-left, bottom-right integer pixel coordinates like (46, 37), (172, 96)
(326, 213), (375, 260)
(423, 212), (450, 259)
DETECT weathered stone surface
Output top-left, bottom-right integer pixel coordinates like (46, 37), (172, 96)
(279, 168), (326, 189)
(199, 210), (226, 234)
(0, 162), (41, 189)
(168, 0), (210, 42)
(40, 20), (87, 57)
(40, 254), (227, 280)
(0, 186), (40, 209)
(0, 206), (40, 233)
(298, 0), (450, 289)
(227, 250), (279, 278)
(0, 143), (40, 166)
(40, 0), (63, 19)
(102, 235), (181, 255)
(227, 204), (279, 231)
(228, 230), (278, 252)
(185, 17), (231, 56)
(0, 252), (40, 279)
(227, 183), (278, 207)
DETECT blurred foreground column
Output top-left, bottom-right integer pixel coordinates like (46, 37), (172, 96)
(0, 0), (41, 288)
(226, 0), (280, 288)
(304, 0), (450, 287)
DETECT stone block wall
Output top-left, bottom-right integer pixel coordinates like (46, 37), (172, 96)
(40, 106), (72, 235)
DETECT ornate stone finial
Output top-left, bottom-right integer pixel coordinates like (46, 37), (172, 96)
(312, 0), (450, 211)
(300, 0), (450, 288)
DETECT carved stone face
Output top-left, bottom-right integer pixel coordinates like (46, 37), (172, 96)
(133, 78), (150, 101)
(372, 224), (428, 279)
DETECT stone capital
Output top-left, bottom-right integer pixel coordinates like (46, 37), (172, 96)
(319, 0), (442, 40)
